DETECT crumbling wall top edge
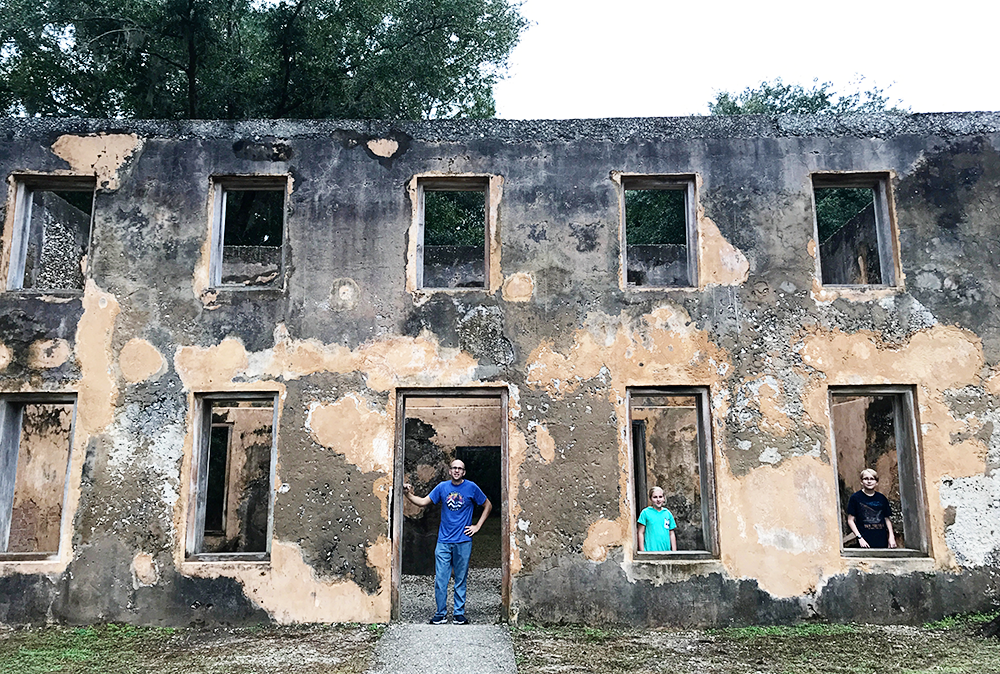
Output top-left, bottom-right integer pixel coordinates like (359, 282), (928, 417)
(2, 112), (1000, 143)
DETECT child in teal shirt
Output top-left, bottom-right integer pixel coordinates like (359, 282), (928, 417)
(637, 486), (677, 552)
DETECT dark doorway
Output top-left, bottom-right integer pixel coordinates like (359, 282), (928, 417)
(394, 393), (507, 623)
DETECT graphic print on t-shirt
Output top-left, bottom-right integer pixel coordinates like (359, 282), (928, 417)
(858, 502), (886, 529)
(445, 491), (465, 511)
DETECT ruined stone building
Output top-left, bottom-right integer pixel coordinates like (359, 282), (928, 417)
(0, 114), (998, 626)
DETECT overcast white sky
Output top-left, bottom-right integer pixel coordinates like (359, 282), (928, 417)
(493, 0), (1000, 119)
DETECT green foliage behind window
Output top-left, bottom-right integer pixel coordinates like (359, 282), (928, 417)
(424, 191), (485, 247)
(224, 190), (284, 247)
(625, 189), (687, 246)
(815, 187), (874, 242)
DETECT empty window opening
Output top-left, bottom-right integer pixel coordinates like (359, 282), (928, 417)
(813, 175), (895, 286)
(189, 397), (276, 558)
(204, 424), (232, 535)
(0, 397), (75, 558)
(630, 388), (717, 555)
(623, 177), (696, 287)
(398, 394), (504, 622)
(213, 181), (286, 288)
(420, 181), (487, 289)
(8, 180), (95, 291)
(830, 388), (926, 554)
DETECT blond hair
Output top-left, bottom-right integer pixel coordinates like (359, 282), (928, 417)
(860, 468), (878, 480)
(648, 486), (664, 500)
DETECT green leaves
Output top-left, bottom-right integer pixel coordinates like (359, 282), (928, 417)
(0, 0), (526, 118)
(709, 77), (908, 116)
(624, 189), (686, 246)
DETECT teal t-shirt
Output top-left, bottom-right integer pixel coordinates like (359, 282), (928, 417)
(638, 506), (677, 551)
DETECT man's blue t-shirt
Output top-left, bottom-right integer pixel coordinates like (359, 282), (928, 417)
(429, 479), (488, 543)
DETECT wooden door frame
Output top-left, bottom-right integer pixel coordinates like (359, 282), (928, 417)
(391, 386), (510, 621)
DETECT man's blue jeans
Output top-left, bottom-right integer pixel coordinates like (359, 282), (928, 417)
(433, 540), (472, 618)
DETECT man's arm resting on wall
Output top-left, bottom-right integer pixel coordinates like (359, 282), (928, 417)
(403, 483), (432, 508)
(464, 498), (492, 536)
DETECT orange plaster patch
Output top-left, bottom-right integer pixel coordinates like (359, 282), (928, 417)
(131, 552), (159, 587)
(184, 539), (390, 623)
(526, 305), (730, 398)
(307, 395), (392, 474)
(535, 424), (556, 464)
(583, 518), (624, 562)
(987, 369), (1000, 396)
(502, 272), (534, 302)
(757, 379), (791, 436)
(366, 139), (398, 158)
(76, 280), (120, 435)
(28, 339), (71, 369)
(715, 455), (841, 597)
(119, 338), (165, 383)
(50, 133), (141, 190)
(800, 324), (983, 390)
(699, 214), (749, 287)
(373, 474), (392, 520)
(174, 337), (249, 388)
(358, 335), (479, 392)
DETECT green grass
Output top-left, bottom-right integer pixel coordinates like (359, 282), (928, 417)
(0, 623), (177, 674)
(512, 619), (1000, 674)
(924, 610), (999, 630)
(710, 622), (857, 639)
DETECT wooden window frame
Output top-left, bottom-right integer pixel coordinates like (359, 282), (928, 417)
(828, 385), (930, 558)
(627, 386), (719, 560)
(186, 392), (278, 562)
(620, 175), (698, 290)
(0, 393), (77, 561)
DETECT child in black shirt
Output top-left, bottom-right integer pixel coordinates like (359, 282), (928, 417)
(846, 468), (897, 549)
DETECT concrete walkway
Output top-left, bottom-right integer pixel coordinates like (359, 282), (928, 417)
(369, 623), (517, 674)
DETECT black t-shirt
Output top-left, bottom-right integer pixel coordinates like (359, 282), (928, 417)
(847, 490), (892, 548)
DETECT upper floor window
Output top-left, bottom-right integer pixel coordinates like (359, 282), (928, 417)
(210, 177), (287, 289)
(813, 173), (898, 287)
(417, 177), (489, 289)
(621, 176), (697, 288)
(7, 177), (95, 292)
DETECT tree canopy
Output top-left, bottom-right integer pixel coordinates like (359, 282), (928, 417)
(0, 0), (526, 119)
(708, 78), (907, 116)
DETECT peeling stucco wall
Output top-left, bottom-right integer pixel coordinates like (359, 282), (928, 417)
(0, 116), (999, 627)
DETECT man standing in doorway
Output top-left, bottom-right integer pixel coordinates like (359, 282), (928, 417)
(403, 459), (492, 624)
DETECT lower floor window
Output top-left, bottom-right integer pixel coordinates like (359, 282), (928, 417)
(188, 395), (277, 559)
(830, 387), (927, 554)
(0, 396), (75, 557)
(630, 387), (718, 555)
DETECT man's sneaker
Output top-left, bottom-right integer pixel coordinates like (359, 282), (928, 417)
(452, 615), (469, 625)
(429, 615), (448, 625)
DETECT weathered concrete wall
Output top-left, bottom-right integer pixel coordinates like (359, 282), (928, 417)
(0, 114), (998, 626)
